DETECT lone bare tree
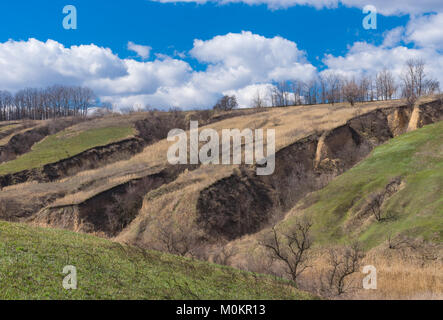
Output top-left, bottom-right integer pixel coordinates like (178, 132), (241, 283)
(213, 95), (238, 111)
(322, 242), (365, 296)
(259, 218), (313, 287)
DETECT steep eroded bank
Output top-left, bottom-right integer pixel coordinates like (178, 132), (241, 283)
(195, 101), (443, 241)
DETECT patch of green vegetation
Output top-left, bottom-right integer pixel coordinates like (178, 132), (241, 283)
(285, 121), (443, 249)
(0, 221), (314, 300)
(0, 126), (135, 175)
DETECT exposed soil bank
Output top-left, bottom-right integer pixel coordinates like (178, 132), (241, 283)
(0, 122), (32, 141)
(196, 101), (443, 240)
(29, 164), (199, 236)
(0, 137), (145, 189)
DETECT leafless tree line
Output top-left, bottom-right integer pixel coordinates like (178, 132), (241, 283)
(0, 85), (95, 121)
(255, 59), (440, 108)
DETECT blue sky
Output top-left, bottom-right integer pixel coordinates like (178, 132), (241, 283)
(0, 0), (408, 68)
(0, 0), (441, 109)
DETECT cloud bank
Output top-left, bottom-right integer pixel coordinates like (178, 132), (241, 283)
(1, 7), (442, 110)
(0, 32), (316, 109)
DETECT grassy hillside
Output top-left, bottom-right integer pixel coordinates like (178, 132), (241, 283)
(0, 125), (135, 175)
(284, 121), (443, 249)
(0, 220), (314, 300)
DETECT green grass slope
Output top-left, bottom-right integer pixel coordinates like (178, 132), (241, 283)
(0, 126), (135, 175)
(0, 221), (314, 300)
(285, 121), (443, 249)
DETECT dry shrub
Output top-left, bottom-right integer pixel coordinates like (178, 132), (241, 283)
(259, 218), (313, 287)
(319, 242), (365, 297)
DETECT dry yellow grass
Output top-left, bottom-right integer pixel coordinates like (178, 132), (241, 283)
(225, 239), (442, 300)
(305, 245), (442, 300)
(356, 260), (442, 299)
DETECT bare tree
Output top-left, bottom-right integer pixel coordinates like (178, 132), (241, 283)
(270, 82), (291, 107)
(323, 73), (342, 105)
(368, 75), (376, 101)
(213, 95), (238, 111)
(400, 59), (439, 106)
(358, 75), (371, 102)
(376, 69), (397, 101)
(0, 90), (13, 121)
(319, 76), (328, 104)
(304, 79), (319, 105)
(342, 78), (360, 106)
(252, 90), (266, 108)
(322, 242), (365, 296)
(259, 218), (313, 287)
(423, 78), (440, 96)
(290, 80), (304, 106)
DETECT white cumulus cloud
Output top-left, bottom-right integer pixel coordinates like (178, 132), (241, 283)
(322, 42), (443, 85)
(127, 41), (152, 59)
(0, 38), (127, 92)
(1, 19), (442, 112)
(406, 13), (443, 50)
(0, 33), (315, 110)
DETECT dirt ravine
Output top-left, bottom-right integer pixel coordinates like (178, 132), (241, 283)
(28, 164), (199, 236)
(195, 101), (443, 240)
